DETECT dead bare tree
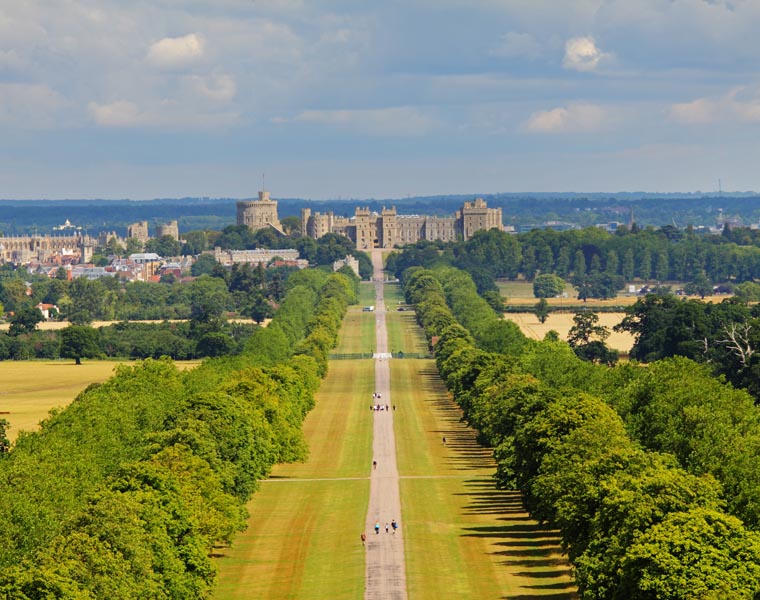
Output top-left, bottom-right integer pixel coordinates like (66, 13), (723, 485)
(717, 322), (755, 368)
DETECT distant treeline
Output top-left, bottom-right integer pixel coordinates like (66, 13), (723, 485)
(388, 226), (760, 296)
(2, 193), (760, 235)
(0, 267), (357, 597)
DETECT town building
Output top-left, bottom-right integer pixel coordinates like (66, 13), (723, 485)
(212, 247), (307, 268)
(0, 233), (95, 264)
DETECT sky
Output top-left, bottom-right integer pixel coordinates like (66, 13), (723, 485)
(2, 0), (760, 199)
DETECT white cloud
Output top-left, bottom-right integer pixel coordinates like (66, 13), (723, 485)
(185, 73), (237, 102)
(525, 103), (610, 133)
(0, 83), (65, 127)
(146, 33), (205, 69)
(491, 31), (542, 59)
(669, 88), (760, 125)
(88, 98), (241, 129)
(562, 36), (608, 72)
(283, 107), (438, 136)
(88, 100), (142, 127)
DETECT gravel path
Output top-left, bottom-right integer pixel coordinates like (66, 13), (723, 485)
(365, 251), (408, 600)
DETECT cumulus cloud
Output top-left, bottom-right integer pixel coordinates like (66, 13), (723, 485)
(525, 103), (610, 133)
(562, 36), (608, 72)
(146, 33), (205, 69)
(185, 73), (237, 102)
(280, 107), (438, 136)
(88, 98), (240, 129)
(490, 32), (542, 59)
(88, 100), (142, 127)
(0, 83), (65, 127)
(669, 88), (760, 125)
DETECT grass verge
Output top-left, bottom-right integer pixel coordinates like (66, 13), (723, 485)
(213, 350), (375, 598)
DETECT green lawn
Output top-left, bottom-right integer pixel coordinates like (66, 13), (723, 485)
(383, 283), (429, 355)
(213, 342), (375, 599)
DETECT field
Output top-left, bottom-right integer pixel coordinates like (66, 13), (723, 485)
(0, 359), (201, 443)
(506, 311), (635, 353)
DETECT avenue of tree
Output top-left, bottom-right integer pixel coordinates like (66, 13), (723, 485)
(0, 267), (358, 598)
(402, 264), (760, 598)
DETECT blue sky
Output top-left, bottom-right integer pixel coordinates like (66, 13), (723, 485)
(2, 0), (760, 199)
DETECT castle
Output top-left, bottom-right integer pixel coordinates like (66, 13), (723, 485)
(236, 190), (503, 249)
(300, 197), (503, 249)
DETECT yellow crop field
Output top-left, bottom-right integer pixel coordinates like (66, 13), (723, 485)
(506, 312), (635, 353)
(0, 360), (200, 443)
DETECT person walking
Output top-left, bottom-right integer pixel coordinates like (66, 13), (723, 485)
(361, 532), (367, 546)
(442, 436), (446, 445)
(391, 519), (398, 534)
(374, 521), (380, 535)
(373, 460), (377, 470)
(385, 523), (389, 534)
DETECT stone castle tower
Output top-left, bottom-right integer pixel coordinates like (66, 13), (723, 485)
(237, 191), (282, 232)
(156, 220), (179, 241)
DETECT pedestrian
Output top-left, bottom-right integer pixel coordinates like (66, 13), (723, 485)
(393, 405), (396, 411)
(442, 436), (446, 445)
(391, 519), (398, 534)
(373, 460), (377, 470)
(386, 405), (389, 411)
(375, 521), (380, 534)
(385, 523), (389, 534)
(361, 532), (366, 546)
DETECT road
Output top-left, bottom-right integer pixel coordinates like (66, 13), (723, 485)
(365, 250), (407, 600)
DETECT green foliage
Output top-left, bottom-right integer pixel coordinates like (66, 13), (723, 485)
(8, 305), (44, 336)
(533, 273), (565, 298)
(0, 265), (353, 596)
(60, 325), (101, 365)
(533, 297), (550, 323)
(402, 265), (760, 598)
(191, 253), (219, 277)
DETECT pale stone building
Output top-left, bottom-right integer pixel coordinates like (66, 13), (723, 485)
(127, 221), (150, 242)
(236, 191), (283, 233)
(300, 198), (502, 249)
(0, 234), (95, 264)
(156, 220), (179, 241)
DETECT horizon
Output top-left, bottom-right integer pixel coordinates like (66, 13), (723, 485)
(1, 189), (758, 203)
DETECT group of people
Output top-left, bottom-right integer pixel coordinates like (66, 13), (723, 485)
(363, 519), (398, 543)
(371, 392), (395, 412)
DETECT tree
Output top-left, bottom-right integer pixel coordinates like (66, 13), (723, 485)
(0, 418), (9, 454)
(567, 310), (618, 365)
(125, 237), (143, 254)
(8, 305), (44, 336)
(249, 293), (273, 324)
(534, 298), (550, 324)
(60, 325), (101, 365)
(191, 254), (218, 277)
(144, 235), (181, 257)
(684, 271), (713, 299)
(618, 509), (760, 599)
(533, 274), (565, 298)
(280, 216), (301, 236)
(181, 231), (208, 255)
